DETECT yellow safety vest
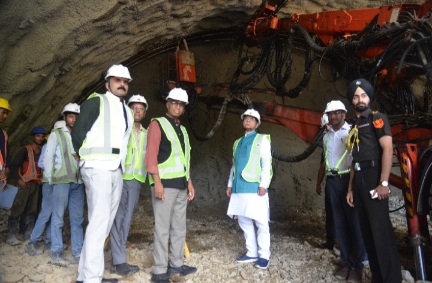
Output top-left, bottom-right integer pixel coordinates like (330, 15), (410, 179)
(233, 134), (273, 183)
(123, 128), (147, 183)
(324, 132), (350, 175)
(148, 117), (190, 184)
(79, 93), (125, 161)
(51, 128), (79, 184)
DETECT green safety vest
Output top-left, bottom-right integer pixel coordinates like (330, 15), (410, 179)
(148, 117), (191, 184)
(79, 93), (125, 161)
(324, 132), (350, 174)
(51, 128), (79, 184)
(123, 128), (147, 183)
(233, 134), (273, 183)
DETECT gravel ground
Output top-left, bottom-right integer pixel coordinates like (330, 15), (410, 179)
(0, 196), (431, 283)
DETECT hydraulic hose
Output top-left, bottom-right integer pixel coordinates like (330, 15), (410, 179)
(272, 126), (325, 163)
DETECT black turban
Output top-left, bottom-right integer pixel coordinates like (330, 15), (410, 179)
(346, 79), (374, 102)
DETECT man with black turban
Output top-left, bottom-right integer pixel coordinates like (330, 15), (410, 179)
(345, 79), (402, 283)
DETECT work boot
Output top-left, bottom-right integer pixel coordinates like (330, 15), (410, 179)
(24, 216), (35, 240)
(25, 242), (43, 256)
(70, 253), (80, 265)
(6, 218), (21, 246)
(111, 262), (140, 276)
(49, 252), (68, 267)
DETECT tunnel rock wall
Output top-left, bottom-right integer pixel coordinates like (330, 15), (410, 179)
(0, 0), (409, 216)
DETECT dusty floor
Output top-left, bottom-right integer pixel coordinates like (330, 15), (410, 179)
(0, 195), (431, 283)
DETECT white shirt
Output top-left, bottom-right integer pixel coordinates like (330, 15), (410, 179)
(323, 121), (352, 173)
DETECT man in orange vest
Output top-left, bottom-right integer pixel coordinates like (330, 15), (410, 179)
(6, 126), (46, 245)
(0, 98), (12, 188)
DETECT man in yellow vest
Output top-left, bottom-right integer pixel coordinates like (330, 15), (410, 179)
(145, 88), (196, 283)
(7, 126), (45, 245)
(320, 100), (366, 282)
(226, 109), (272, 270)
(72, 64), (133, 283)
(44, 103), (84, 267)
(110, 94), (148, 276)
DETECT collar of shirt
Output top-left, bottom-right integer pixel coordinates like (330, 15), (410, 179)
(134, 124), (146, 133)
(106, 91), (125, 103)
(360, 107), (372, 118)
(244, 130), (257, 137)
(330, 121), (351, 133)
(165, 114), (181, 126)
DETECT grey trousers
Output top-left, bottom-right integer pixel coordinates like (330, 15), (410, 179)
(110, 179), (141, 265)
(151, 187), (187, 274)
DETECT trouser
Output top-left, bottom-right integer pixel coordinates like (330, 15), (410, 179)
(77, 168), (123, 283)
(29, 182), (53, 244)
(324, 183), (335, 247)
(354, 166), (402, 283)
(9, 182), (40, 234)
(151, 187), (187, 275)
(51, 182), (85, 256)
(327, 176), (366, 268)
(110, 179), (141, 265)
(237, 215), (271, 260)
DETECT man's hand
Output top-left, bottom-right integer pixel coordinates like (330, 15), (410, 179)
(226, 187), (232, 198)
(375, 184), (391, 200)
(18, 179), (26, 190)
(154, 182), (165, 200)
(346, 190), (354, 207)
(316, 184), (322, 195)
(71, 153), (79, 161)
(258, 187), (267, 196)
(187, 180), (195, 201)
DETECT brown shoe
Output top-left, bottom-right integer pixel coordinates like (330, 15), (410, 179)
(334, 266), (350, 280)
(347, 268), (363, 283)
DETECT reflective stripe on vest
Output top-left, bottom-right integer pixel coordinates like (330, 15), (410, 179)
(20, 145), (42, 183)
(79, 93), (122, 160)
(123, 129), (147, 182)
(233, 134), (273, 183)
(0, 129), (8, 169)
(51, 129), (79, 184)
(324, 133), (350, 175)
(149, 117), (190, 184)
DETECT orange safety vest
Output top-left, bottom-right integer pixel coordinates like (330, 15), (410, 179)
(19, 145), (42, 183)
(0, 129), (8, 169)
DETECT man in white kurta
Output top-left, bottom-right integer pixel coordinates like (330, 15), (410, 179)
(226, 109), (272, 270)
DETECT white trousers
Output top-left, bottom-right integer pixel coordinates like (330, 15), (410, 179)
(237, 215), (271, 260)
(77, 167), (123, 283)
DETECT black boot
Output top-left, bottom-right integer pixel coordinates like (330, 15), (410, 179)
(24, 215), (35, 239)
(6, 217), (21, 246)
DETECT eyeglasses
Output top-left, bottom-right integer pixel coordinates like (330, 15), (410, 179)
(131, 106), (145, 111)
(327, 110), (345, 116)
(169, 100), (186, 107)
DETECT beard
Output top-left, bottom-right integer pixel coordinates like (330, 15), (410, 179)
(355, 105), (368, 112)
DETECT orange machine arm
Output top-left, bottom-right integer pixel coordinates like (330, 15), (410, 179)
(246, 1), (432, 54)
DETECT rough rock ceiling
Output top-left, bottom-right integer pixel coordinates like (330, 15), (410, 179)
(0, 0), (408, 148)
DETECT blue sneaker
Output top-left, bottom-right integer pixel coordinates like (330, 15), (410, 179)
(236, 255), (258, 263)
(255, 258), (269, 269)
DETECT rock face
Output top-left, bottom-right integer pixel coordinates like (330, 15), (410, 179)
(0, 0), (411, 214)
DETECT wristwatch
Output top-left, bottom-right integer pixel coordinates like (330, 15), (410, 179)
(381, 181), (389, 187)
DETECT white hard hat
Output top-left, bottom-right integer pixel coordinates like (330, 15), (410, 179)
(105, 64), (132, 82)
(241, 109), (261, 125)
(53, 120), (66, 129)
(61, 103), (80, 115)
(166, 88), (189, 104)
(324, 100), (347, 113)
(128, 94), (148, 110)
(320, 113), (329, 127)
